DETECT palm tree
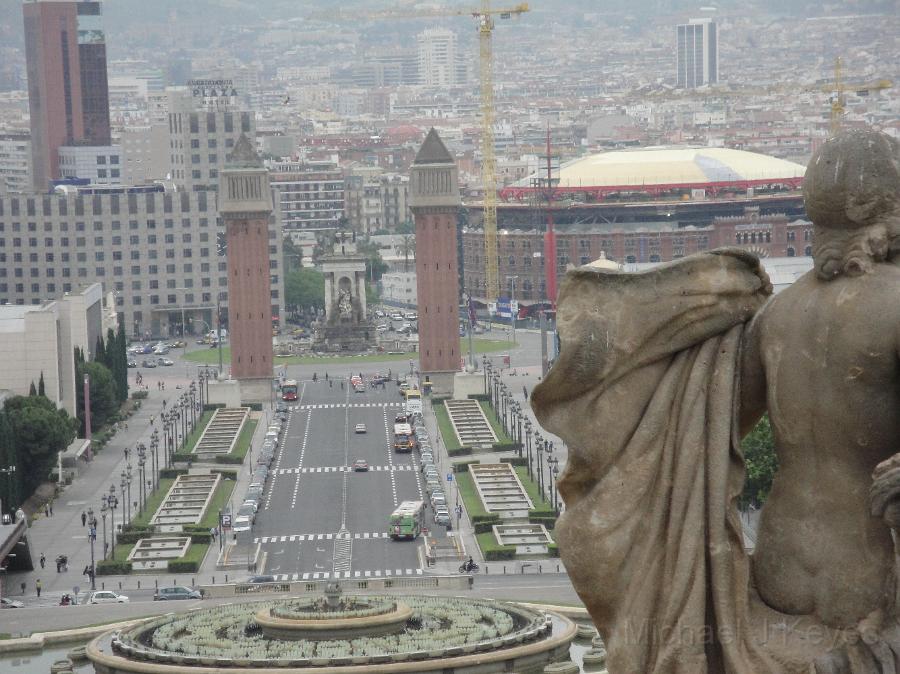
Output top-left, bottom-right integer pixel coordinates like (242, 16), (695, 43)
(399, 235), (415, 273)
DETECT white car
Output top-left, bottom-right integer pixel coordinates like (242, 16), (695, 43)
(233, 515), (252, 532)
(88, 590), (129, 604)
(355, 423), (367, 433)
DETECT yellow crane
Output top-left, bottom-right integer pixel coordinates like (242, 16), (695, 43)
(308, 3), (530, 302)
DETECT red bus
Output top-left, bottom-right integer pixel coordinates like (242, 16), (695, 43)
(281, 379), (298, 401)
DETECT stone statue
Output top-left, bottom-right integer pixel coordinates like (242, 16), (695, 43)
(531, 129), (900, 674)
(337, 288), (353, 318)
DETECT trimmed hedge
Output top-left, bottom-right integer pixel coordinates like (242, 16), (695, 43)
(246, 402), (263, 411)
(476, 532), (516, 561)
(131, 390), (149, 400)
(466, 393), (490, 401)
(167, 559), (199, 573)
(499, 455), (527, 467)
(548, 543), (560, 558)
(160, 468), (189, 479)
(96, 560), (132, 575)
(203, 403), (226, 411)
(530, 514), (557, 530)
(215, 454), (243, 464)
(211, 468), (238, 480)
(471, 513), (501, 526)
(172, 452), (193, 463)
(121, 524), (155, 534)
(493, 441), (521, 453)
(451, 459), (481, 473)
(474, 521), (497, 534)
(447, 446), (473, 457)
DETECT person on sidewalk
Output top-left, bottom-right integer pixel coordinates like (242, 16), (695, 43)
(523, 385), (528, 400)
(39, 553), (45, 568)
(44, 504), (50, 517)
(81, 510), (87, 526)
(36, 579), (41, 597)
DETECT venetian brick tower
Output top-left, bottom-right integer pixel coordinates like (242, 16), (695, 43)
(221, 134), (273, 401)
(410, 129), (461, 395)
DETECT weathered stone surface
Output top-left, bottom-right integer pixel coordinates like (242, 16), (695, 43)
(532, 129), (900, 674)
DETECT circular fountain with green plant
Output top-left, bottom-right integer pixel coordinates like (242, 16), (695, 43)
(88, 585), (577, 673)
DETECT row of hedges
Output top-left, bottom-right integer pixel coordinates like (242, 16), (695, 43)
(466, 393), (490, 402)
(246, 402), (263, 411)
(476, 532), (517, 561)
(160, 468), (189, 479)
(96, 560), (132, 575)
(447, 446), (472, 457)
(498, 454), (527, 466)
(451, 459), (481, 473)
(203, 403), (226, 411)
(167, 559), (199, 573)
(131, 390), (149, 400)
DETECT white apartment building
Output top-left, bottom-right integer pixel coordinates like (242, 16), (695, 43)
(344, 173), (411, 233)
(676, 18), (719, 89)
(120, 125), (169, 185)
(268, 160), (344, 231)
(0, 132), (32, 193)
(380, 270), (417, 308)
(0, 185), (284, 340)
(58, 145), (123, 185)
(165, 88), (256, 192)
(417, 29), (468, 88)
(0, 283), (114, 415)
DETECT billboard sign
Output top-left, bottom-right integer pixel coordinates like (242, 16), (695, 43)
(495, 298), (519, 319)
(188, 79), (238, 110)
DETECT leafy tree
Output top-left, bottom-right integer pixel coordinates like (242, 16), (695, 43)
(285, 267), (326, 315)
(28, 381), (37, 396)
(397, 219), (414, 235)
(4, 395), (76, 497)
(366, 283), (380, 307)
(75, 361), (118, 434)
(741, 415), (779, 506)
(0, 410), (21, 514)
(282, 236), (303, 273)
(38, 372), (45, 397)
(399, 234), (415, 272)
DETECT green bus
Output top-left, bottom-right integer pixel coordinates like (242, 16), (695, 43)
(389, 500), (425, 540)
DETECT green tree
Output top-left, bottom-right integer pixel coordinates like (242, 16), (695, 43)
(95, 334), (107, 367)
(399, 234), (415, 272)
(38, 372), (45, 397)
(397, 219), (414, 235)
(115, 323), (129, 402)
(0, 410), (21, 514)
(75, 361), (118, 434)
(4, 395), (75, 497)
(283, 236), (303, 273)
(28, 381), (37, 396)
(285, 267), (326, 315)
(741, 415), (779, 506)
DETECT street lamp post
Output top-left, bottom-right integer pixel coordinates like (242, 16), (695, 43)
(524, 420), (533, 480)
(87, 506), (96, 590)
(100, 499), (108, 560)
(137, 445), (146, 515)
(536, 434), (544, 497)
(108, 484), (118, 554)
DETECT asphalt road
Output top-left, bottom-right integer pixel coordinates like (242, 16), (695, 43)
(250, 375), (441, 581)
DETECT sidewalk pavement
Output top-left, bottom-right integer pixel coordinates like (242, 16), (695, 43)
(6, 372), (196, 600)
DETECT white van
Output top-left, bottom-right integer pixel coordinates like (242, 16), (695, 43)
(264, 431), (278, 445)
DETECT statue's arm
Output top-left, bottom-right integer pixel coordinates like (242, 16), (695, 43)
(739, 312), (767, 438)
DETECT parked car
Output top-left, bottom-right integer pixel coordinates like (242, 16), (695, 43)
(276, 402), (288, 414)
(238, 502), (257, 521)
(140, 359), (157, 368)
(0, 597), (24, 608)
(127, 360), (137, 368)
(354, 384), (365, 393)
(376, 324), (389, 332)
(352, 459), (369, 472)
(88, 590), (129, 604)
(432, 494), (447, 509)
(354, 423), (366, 434)
(154, 586), (201, 601)
(157, 357), (174, 366)
(420, 453), (434, 465)
(247, 575), (276, 583)
(434, 510), (452, 527)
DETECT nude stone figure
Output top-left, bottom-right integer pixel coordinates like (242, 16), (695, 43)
(531, 129), (900, 673)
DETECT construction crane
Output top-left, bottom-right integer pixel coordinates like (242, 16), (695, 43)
(307, 3), (530, 303)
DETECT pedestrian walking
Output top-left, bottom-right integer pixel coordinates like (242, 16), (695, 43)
(83, 565), (90, 577)
(36, 579), (41, 597)
(522, 385), (528, 400)
(209, 526), (216, 541)
(39, 552), (45, 568)
(81, 510), (86, 527)
(150, 415), (155, 426)
(49, 502), (53, 516)
(44, 504), (50, 517)
(55, 558), (61, 573)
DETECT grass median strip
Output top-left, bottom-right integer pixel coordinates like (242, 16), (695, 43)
(181, 411), (214, 454)
(434, 402), (462, 451)
(479, 401), (512, 443)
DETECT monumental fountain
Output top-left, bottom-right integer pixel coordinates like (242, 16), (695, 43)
(85, 583), (578, 673)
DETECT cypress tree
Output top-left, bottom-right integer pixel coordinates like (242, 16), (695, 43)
(116, 323), (129, 401)
(95, 334), (106, 366)
(28, 382), (37, 396)
(0, 410), (19, 513)
(38, 372), (45, 397)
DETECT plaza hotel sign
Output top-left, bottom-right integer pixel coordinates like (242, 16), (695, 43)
(188, 79), (238, 110)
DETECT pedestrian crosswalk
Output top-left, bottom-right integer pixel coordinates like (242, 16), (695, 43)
(272, 568), (424, 581)
(291, 402), (403, 410)
(255, 531), (390, 543)
(272, 465), (414, 475)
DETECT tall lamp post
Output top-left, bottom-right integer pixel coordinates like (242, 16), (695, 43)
(100, 499), (108, 560)
(137, 445), (146, 515)
(120, 472), (128, 527)
(536, 434), (544, 498)
(108, 484), (118, 555)
(549, 457), (560, 514)
(524, 420), (533, 480)
(87, 506), (96, 590)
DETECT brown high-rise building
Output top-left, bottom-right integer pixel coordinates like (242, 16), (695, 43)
(221, 134), (274, 400)
(24, 0), (111, 190)
(410, 129), (461, 394)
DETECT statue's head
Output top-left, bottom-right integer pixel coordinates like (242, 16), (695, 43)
(804, 129), (900, 280)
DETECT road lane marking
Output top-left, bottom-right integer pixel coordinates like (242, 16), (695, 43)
(255, 532), (388, 543)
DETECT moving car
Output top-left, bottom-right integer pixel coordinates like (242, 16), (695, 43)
(354, 384), (365, 393)
(352, 459), (369, 472)
(247, 575), (276, 583)
(88, 590), (129, 604)
(154, 586), (201, 601)
(355, 423), (367, 434)
(140, 359), (157, 368)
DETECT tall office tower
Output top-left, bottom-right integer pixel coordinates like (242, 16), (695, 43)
(165, 87), (256, 192)
(221, 134), (273, 401)
(24, 0), (111, 190)
(676, 18), (719, 88)
(417, 29), (467, 88)
(410, 129), (461, 394)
